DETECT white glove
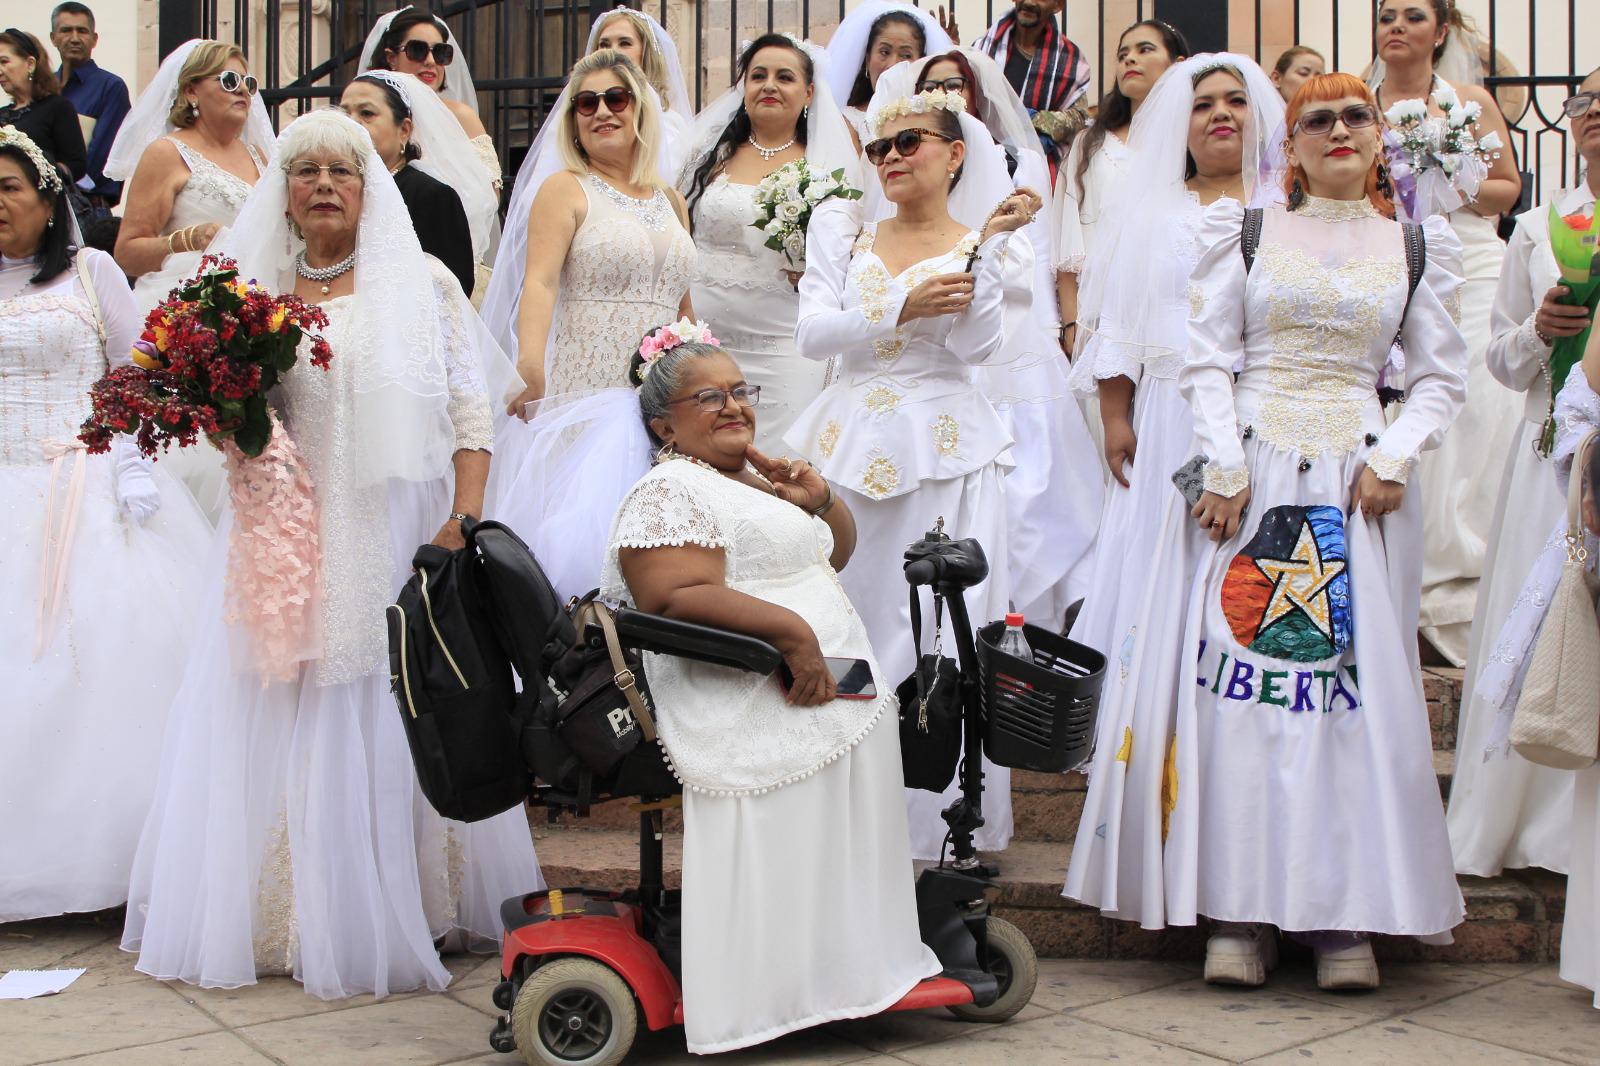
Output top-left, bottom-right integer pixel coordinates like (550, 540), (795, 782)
(112, 438), (162, 524)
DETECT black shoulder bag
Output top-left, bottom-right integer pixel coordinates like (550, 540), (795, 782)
(896, 585), (962, 793)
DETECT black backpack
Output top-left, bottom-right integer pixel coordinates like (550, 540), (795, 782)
(387, 519), (572, 823)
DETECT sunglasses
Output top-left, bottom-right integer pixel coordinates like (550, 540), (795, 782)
(1293, 104), (1379, 137)
(397, 39), (453, 66)
(916, 76), (969, 94)
(572, 86), (634, 116)
(667, 384), (761, 413)
(1563, 91), (1600, 119)
(216, 70), (259, 96)
(286, 159), (363, 184)
(863, 127), (956, 166)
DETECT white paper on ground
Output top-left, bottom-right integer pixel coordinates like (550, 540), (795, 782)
(0, 969), (87, 999)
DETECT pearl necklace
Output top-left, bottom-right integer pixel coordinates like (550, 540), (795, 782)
(747, 133), (796, 161)
(294, 249), (358, 296)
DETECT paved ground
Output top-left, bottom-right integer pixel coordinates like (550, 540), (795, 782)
(2, 913), (1597, 1065)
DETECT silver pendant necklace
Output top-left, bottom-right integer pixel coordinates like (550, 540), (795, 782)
(747, 133), (796, 161)
(294, 249), (358, 296)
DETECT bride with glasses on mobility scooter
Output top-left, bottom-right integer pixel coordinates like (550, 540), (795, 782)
(482, 326), (1052, 1064)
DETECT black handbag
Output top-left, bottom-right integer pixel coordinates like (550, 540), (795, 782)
(897, 585), (962, 793)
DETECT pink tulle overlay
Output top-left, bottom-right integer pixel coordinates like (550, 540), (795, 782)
(222, 414), (322, 683)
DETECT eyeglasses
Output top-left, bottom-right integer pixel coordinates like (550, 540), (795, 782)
(863, 127), (957, 166)
(1563, 92), (1600, 119)
(216, 70), (259, 96)
(1293, 104), (1379, 137)
(916, 76), (969, 94)
(286, 160), (363, 184)
(572, 86), (634, 116)
(397, 39), (453, 66)
(666, 384), (761, 413)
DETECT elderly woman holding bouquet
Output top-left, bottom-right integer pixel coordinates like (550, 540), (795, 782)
(122, 109), (540, 1001)
(0, 128), (211, 923)
(678, 33), (861, 451)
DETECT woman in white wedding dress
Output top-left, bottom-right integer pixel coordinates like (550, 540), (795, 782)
(107, 39), (275, 521)
(122, 111), (539, 999)
(1444, 71), (1600, 880)
(1367, 0), (1522, 665)
(790, 90), (1036, 859)
(0, 130), (210, 922)
(1063, 55), (1284, 929)
(605, 337), (938, 1053)
(484, 50), (695, 602)
(679, 34), (860, 452)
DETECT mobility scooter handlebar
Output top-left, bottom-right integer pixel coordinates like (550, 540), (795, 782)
(585, 608), (785, 675)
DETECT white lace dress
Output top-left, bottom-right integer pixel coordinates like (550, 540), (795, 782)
(123, 260), (542, 1000)
(690, 175), (827, 452)
(1062, 193), (1213, 926)
(0, 251), (210, 922)
(600, 458), (939, 1053)
(1444, 186), (1587, 878)
(790, 224), (1029, 859)
(132, 136), (266, 522)
(1166, 197), (1468, 937)
(545, 174), (696, 396)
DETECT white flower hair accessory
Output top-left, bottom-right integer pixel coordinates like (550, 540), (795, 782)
(636, 318), (722, 380)
(0, 127), (64, 194)
(869, 89), (967, 138)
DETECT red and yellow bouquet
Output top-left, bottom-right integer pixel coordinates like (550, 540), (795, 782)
(79, 255), (331, 458)
(80, 257), (330, 681)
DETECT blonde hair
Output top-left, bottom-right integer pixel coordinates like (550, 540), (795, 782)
(167, 40), (248, 128)
(593, 10), (672, 111)
(556, 51), (662, 189)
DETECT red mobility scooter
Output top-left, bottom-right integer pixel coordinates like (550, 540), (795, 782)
(402, 524), (1104, 1066)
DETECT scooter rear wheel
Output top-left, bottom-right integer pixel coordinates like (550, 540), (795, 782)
(946, 916), (1038, 1023)
(511, 957), (639, 1066)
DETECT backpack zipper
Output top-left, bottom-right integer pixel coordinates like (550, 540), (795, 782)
(418, 570), (469, 689)
(388, 604), (418, 718)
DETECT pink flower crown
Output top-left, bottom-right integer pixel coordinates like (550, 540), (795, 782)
(636, 318), (721, 381)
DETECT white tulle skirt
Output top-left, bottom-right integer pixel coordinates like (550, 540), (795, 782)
(1445, 418), (1572, 876)
(122, 482), (543, 1000)
(1417, 210), (1523, 665)
(0, 458), (209, 922)
(485, 389), (653, 602)
(1063, 376), (1205, 926)
(835, 465), (1014, 860)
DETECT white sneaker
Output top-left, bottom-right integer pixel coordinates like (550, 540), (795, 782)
(1204, 922), (1278, 987)
(1315, 940), (1379, 990)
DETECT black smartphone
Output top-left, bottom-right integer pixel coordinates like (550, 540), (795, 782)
(779, 657), (878, 700)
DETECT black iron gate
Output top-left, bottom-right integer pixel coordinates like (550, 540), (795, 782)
(170, 0), (1591, 204)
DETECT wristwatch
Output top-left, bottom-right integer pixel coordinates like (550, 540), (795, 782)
(449, 511), (476, 524)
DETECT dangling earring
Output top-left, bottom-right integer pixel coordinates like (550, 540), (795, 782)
(1288, 174), (1305, 210)
(801, 105), (809, 121)
(45, 213), (55, 229)
(1376, 160), (1395, 201)
(653, 440), (677, 464)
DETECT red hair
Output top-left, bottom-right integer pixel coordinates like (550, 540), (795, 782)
(919, 51), (990, 122)
(1283, 72), (1395, 219)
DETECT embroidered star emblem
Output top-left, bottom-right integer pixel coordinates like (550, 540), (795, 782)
(1254, 520), (1346, 641)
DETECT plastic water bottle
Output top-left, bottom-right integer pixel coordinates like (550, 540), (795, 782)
(997, 613), (1033, 664)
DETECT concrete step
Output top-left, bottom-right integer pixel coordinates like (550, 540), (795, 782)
(528, 825), (1564, 966)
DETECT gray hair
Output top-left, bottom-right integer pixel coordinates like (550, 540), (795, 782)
(278, 108), (375, 177)
(633, 341), (723, 445)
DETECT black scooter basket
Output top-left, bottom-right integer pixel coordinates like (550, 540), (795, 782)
(976, 621), (1105, 773)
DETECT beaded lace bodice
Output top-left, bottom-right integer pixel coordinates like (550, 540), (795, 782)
(0, 262), (104, 466)
(599, 458), (888, 794)
(546, 174), (696, 395)
(693, 177), (791, 299)
(162, 136), (265, 237)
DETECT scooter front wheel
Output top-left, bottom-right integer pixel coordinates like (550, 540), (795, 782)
(947, 916), (1038, 1023)
(511, 957), (639, 1066)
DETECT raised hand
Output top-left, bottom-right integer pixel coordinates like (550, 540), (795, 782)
(748, 445), (830, 512)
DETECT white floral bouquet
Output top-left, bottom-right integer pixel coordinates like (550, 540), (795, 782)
(750, 159), (863, 274)
(1382, 85), (1504, 219)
